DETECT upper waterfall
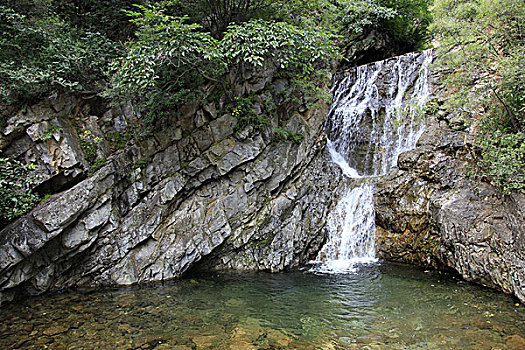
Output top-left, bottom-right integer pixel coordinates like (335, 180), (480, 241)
(311, 50), (433, 273)
(326, 50), (433, 177)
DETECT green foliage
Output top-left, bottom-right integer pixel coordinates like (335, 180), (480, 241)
(105, 3), (340, 125)
(41, 125), (63, 141)
(103, 3), (223, 124)
(107, 130), (139, 150)
(340, 0), (398, 35)
(91, 158), (107, 172)
(338, 0), (432, 52)
(133, 157), (152, 171)
(476, 131), (525, 194)
(51, 0), (143, 41)
(272, 127), (305, 144)
(0, 4), (118, 105)
(78, 130), (103, 167)
(277, 69), (332, 111)
(169, 0), (275, 38)
(221, 19), (338, 74)
(0, 0), (433, 109)
(376, 0), (432, 50)
(272, 0), (431, 54)
(229, 97), (269, 132)
(0, 155), (40, 224)
(40, 193), (52, 204)
(107, 131), (130, 150)
(432, 0), (525, 194)
(424, 99), (440, 116)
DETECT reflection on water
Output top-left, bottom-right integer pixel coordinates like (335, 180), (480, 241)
(1, 262), (524, 349)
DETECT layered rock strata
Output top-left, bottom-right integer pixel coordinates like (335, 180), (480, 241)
(0, 66), (345, 305)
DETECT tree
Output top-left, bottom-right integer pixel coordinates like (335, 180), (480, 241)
(104, 2), (339, 124)
(0, 2), (118, 105)
(339, 0), (432, 52)
(169, 0), (274, 37)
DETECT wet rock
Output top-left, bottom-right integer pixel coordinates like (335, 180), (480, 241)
(43, 324), (71, 336)
(375, 104), (525, 302)
(505, 335), (525, 349)
(192, 335), (220, 348)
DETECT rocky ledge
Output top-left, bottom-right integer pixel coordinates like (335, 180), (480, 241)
(374, 99), (525, 303)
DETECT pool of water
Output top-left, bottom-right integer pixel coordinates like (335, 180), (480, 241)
(1, 262), (524, 349)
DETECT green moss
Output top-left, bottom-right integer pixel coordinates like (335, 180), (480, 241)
(92, 158), (107, 172)
(133, 157), (152, 171)
(254, 238), (270, 247)
(182, 129), (193, 139)
(40, 193), (52, 204)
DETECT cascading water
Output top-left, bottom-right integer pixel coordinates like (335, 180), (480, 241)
(311, 50), (433, 273)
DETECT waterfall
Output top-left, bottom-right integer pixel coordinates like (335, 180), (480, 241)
(311, 50), (433, 274)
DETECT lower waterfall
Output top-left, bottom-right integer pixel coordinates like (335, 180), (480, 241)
(311, 50), (433, 273)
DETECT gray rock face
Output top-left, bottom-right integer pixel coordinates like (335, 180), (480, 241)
(0, 94), (112, 196)
(374, 107), (525, 302)
(0, 65), (343, 305)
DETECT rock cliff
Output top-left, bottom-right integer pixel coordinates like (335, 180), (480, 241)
(0, 65), (345, 305)
(1, 50), (524, 307)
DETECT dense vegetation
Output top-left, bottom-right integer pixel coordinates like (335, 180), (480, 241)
(0, 0), (432, 108)
(0, 155), (40, 226)
(0, 0), (138, 105)
(432, 0), (525, 194)
(4, 0), (522, 220)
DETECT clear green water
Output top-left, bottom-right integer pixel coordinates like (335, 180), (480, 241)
(1, 262), (524, 350)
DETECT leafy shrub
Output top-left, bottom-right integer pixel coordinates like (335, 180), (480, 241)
(103, 4), (222, 124)
(272, 127), (305, 144)
(168, 0), (274, 38)
(0, 155), (40, 224)
(51, 0), (143, 42)
(376, 0), (432, 51)
(104, 3), (339, 125)
(336, 0), (432, 54)
(91, 158), (107, 172)
(475, 131), (525, 194)
(340, 1), (398, 35)
(276, 69), (332, 111)
(220, 19), (338, 75)
(229, 97), (269, 132)
(40, 125), (63, 141)
(0, 4), (118, 105)
(79, 130), (103, 167)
